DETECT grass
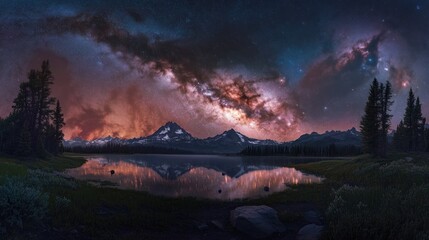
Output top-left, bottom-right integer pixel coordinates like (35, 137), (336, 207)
(288, 153), (429, 240)
(0, 160), (27, 178)
(0, 153), (85, 174)
(26, 153), (87, 172)
(1, 152), (429, 239)
(0, 154), (220, 239)
(49, 185), (209, 238)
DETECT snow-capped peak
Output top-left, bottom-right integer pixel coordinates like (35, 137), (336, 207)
(159, 127), (170, 135)
(147, 122), (194, 142)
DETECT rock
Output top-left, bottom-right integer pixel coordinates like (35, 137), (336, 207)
(263, 186), (270, 192)
(297, 224), (323, 240)
(210, 220), (225, 230)
(230, 205), (285, 239)
(197, 223), (209, 231)
(303, 210), (322, 225)
(405, 157), (413, 161)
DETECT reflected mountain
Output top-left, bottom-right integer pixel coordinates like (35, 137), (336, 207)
(66, 154), (323, 200)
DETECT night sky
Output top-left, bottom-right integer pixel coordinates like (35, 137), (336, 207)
(0, 0), (428, 141)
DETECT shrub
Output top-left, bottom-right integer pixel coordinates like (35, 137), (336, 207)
(53, 195), (71, 216)
(0, 178), (48, 235)
(326, 184), (429, 240)
(26, 169), (77, 189)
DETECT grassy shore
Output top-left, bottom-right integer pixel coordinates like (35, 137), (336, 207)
(0, 153), (428, 239)
(292, 153), (429, 239)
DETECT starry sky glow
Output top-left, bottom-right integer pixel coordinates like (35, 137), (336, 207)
(0, 0), (428, 141)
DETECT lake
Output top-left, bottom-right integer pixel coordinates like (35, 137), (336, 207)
(66, 154), (324, 200)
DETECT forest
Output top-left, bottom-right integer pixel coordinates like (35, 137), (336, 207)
(64, 142), (192, 154)
(0, 61), (65, 158)
(241, 144), (361, 157)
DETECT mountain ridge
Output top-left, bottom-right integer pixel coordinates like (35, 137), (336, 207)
(64, 122), (361, 153)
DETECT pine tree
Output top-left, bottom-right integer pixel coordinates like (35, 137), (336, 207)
(1, 60), (64, 157)
(425, 128), (429, 152)
(403, 89), (415, 151)
(35, 61), (56, 150)
(393, 121), (406, 151)
(360, 79), (381, 156)
(360, 78), (393, 157)
(394, 89), (427, 152)
(379, 81), (393, 157)
(15, 121), (31, 157)
(53, 100), (65, 154)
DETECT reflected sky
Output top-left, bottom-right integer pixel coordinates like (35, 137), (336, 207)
(66, 155), (323, 200)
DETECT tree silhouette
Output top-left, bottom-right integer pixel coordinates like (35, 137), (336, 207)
(414, 97), (426, 151)
(0, 60), (65, 158)
(379, 81), (393, 157)
(360, 79), (380, 156)
(360, 78), (393, 157)
(53, 100), (65, 154)
(394, 89), (426, 152)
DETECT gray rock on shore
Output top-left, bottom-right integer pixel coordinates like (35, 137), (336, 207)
(297, 224), (324, 240)
(230, 205), (285, 239)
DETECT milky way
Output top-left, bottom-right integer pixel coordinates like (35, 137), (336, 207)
(0, 0), (428, 141)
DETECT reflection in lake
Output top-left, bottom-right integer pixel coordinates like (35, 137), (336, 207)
(66, 154), (323, 200)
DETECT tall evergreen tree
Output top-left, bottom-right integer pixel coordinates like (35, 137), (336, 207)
(35, 61), (56, 155)
(360, 79), (381, 156)
(52, 100), (65, 154)
(393, 120), (406, 151)
(414, 97), (426, 151)
(15, 121), (31, 157)
(403, 89), (415, 151)
(379, 81), (393, 157)
(394, 89), (427, 152)
(360, 78), (393, 157)
(0, 60), (64, 158)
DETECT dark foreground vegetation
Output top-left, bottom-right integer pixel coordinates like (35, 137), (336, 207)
(297, 154), (429, 240)
(0, 61), (65, 158)
(1, 152), (428, 239)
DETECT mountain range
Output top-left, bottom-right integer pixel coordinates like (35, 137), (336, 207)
(287, 127), (361, 147)
(64, 122), (361, 154)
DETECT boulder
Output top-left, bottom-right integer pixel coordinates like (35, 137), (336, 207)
(230, 205), (285, 239)
(303, 210), (322, 225)
(210, 220), (225, 230)
(297, 224), (323, 240)
(196, 223), (209, 231)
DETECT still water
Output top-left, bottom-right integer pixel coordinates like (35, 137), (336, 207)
(66, 154), (323, 200)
